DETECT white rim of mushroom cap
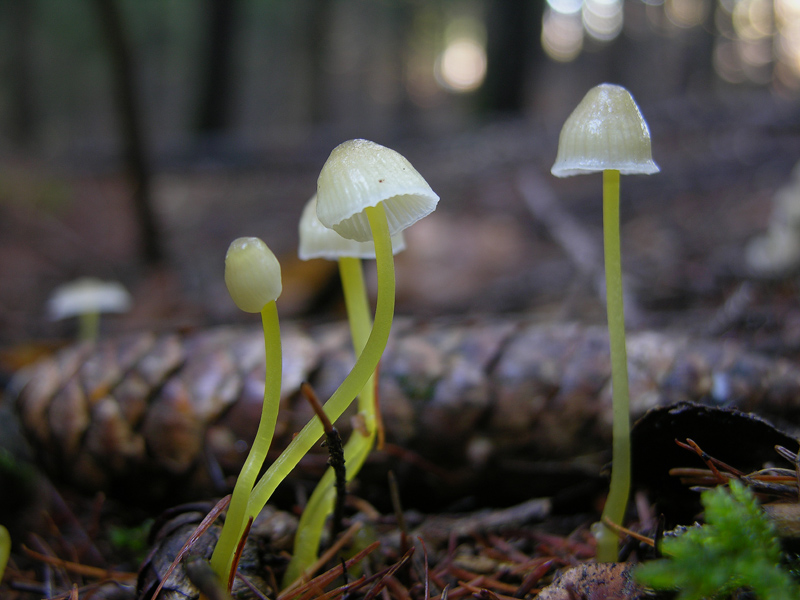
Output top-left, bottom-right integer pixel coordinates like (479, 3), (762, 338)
(225, 237), (282, 313)
(551, 83), (660, 177)
(316, 139), (439, 242)
(47, 277), (132, 321)
(298, 194), (407, 260)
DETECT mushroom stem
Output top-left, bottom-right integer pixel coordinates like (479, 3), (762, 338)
(210, 300), (282, 581)
(244, 203), (394, 532)
(596, 168), (632, 562)
(339, 256), (372, 352)
(283, 256), (378, 586)
(0, 524), (9, 583)
(78, 310), (100, 341)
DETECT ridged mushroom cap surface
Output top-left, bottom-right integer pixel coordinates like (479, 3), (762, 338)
(298, 195), (406, 260)
(225, 237), (282, 313)
(316, 139), (439, 242)
(551, 84), (659, 177)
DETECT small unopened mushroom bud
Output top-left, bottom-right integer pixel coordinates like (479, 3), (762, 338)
(213, 235), (284, 579)
(224, 237), (282, 313)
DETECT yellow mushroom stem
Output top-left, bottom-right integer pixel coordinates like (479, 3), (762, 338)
(243, 203), (394, 542)
(0, 524), (9, 582)
(595, 168), (632, 562)
(211, 300), (282, 581)
(283, 255), (378, 586)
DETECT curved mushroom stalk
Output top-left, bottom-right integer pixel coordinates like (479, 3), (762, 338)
(211, 237), (283, 584)
(286, 194), (407, 583)
(241, 140), (438, 573)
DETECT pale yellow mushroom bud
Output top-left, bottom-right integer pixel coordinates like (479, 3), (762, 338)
(224, 237), (282, 313)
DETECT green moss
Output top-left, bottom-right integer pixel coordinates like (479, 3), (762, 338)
(635, 480), (798, 599)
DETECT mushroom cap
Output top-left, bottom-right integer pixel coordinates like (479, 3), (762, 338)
(225, 237), (282, 313)
(47, 277), (132, 321)
(551, 83), (659, 177)
(316, 139), (439, 242)
(298, 195), (407, 260)
(745, 225), (800, 276)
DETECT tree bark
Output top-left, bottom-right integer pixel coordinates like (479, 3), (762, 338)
(194, 0), (238, 134)
(479, 0), (545, 114)
(91, 0), (164, 266)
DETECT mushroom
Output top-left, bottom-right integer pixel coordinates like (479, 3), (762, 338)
(298, 193), (406, 261)
(0, 524), (8, 583)
(551, 84), (659, 561)
(47, 277), (132, 341)
(211, 237), (283, 583)
(243, 139), (439, 536)
(745, 165), (800, 277)
(286, 195), (406, 583)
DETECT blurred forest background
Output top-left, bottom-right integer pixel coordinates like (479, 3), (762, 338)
(1, 0), (800, 350)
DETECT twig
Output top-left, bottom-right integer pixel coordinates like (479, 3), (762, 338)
(362, 546), (414, 600)
(148, 495), (230, 600)
(20, 546), (136, 581)
(388, 471), (409, 555)
(600, 516), (655, 548)
(228, 516), (254, 592)
(301, 381), (347, 540)
(279, 525), (373, 600)
(676, 438), (746, 480)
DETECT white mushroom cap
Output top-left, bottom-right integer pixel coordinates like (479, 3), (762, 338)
(47, 277), (132, 321)
(225, 237), (282, 313)
(298, 195), (406, 260)
(745, 225), (800, 276)
(316, 139), (439, 242)
(551, 83), (659, 177)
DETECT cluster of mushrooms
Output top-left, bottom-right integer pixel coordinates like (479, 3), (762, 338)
(210, 83), (660, 588)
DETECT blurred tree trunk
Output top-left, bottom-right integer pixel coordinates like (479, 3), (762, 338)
(91, 0), (164, 266)
(304, 0), (333, 125)
(7, 0), (36, 149)
(479, 0), (545, 114)
(194, 0), (238, 134)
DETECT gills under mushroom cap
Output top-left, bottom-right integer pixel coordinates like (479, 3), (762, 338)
(316, 139), (439, 242)
(551, 83), (659, 177)
(298, 194), (406, 260)
(225, 237), (282, 313)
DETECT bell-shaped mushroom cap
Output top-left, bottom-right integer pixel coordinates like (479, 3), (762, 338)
(225, 237), (282, 313)
(316, 139), (439, 242)
(47, 277), (132, 321)
(551, 84), (659, 177)
(298, 195), (406, 260)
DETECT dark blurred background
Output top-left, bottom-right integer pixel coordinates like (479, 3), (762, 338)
(1, 0), (800, 350)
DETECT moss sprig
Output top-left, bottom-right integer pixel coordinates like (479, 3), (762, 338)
(636, 480), (798, 600)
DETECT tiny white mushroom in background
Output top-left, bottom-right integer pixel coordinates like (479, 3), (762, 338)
(746, 163), (800, 277)
(47, 277), (132, 341)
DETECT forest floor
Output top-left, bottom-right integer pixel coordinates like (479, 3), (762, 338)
(2, 89), (800, 598)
